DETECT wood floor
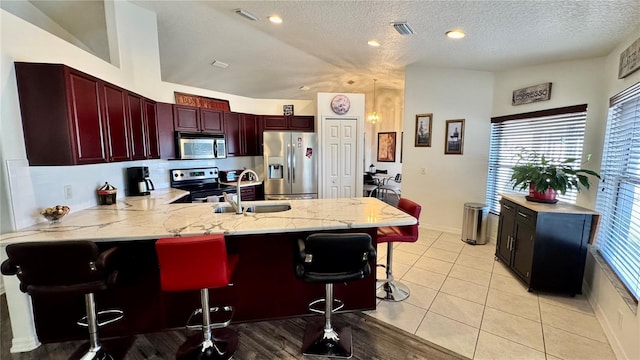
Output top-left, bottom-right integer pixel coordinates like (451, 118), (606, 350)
(1, 294), (466, 360)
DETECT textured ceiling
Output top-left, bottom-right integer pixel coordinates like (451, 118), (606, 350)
(14, 1), (640, 100)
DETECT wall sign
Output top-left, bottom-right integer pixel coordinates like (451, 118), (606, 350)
(283, 104), (294, 116)
(175, 92), (230, 111)
(619, 36), (640, 79)
(512, 83), (552, 106)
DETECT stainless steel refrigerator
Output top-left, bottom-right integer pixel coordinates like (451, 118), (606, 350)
(263, 131), (317, 200)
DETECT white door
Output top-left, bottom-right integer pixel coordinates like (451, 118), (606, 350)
(323, 118), (358, 198)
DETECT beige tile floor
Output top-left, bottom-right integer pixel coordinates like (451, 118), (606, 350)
(365, 228), (617, 360)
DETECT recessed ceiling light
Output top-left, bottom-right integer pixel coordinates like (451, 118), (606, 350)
(235, 8), (258, 21)
(368, 40), (381, 47)
(211, 60), (229, 69)
(268, 15), (283, 24)
(446, 30), (466, 39)
(298, 85), (310, 91)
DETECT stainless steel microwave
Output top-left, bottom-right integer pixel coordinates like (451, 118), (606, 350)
(176, 132), (226, 159)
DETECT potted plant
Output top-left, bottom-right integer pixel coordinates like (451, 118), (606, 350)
(510, 149), (601, 203)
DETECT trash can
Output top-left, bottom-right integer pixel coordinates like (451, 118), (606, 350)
(461, 202), (488, 245)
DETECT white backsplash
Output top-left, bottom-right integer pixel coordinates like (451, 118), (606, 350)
(5, 157), (264, 231)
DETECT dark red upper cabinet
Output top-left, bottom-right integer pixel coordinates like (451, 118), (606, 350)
(15, 63), (109, 165)
(67, 71), (108, 164)
(223, 112), (241, 156)
(174, 105), (224, 134)
(241, 114), (260, 156)
(263, 115), (288, 130)
(102, 83), (130, 162)
(128, 93), (147, 160)
(173, 104), (199, 132)
(263, 115), (314, 132)
(288, 116), (314, 131)
(145, 100), (160, 159)
(156, 102), (175, 159)
(15, 62), (162, 165)
(200, 108), (224, 133)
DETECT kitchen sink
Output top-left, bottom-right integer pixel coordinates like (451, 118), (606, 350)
(213, 203), (291, 214)
(213, 206), (237, 213)
(245, 204), (291, 213)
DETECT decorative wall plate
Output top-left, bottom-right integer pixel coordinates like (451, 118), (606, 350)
(330, 95), (351, 115)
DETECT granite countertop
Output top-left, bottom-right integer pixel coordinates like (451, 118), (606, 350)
(500, 193), (599, 215)
(0, 188), (416, 245)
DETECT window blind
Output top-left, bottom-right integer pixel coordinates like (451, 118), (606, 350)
(596, 81), (640, 300)
(486, 106), (588, 214)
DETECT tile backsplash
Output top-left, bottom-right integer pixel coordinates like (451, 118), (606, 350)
(5, 157), (263, 231)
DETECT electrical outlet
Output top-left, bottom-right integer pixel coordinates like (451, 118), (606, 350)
(64, 185), (72, 200)
(420, 167), (426, 175)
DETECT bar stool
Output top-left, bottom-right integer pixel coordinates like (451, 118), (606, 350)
(1, 240), (124, 360)
(376, 198), (422, 302)
(294, 233), (376, 358)
(155, 234), (238, 360)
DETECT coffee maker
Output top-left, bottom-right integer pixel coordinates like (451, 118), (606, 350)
(126, 166), (155, 196)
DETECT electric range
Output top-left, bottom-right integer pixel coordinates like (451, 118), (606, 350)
(170, 167), (236, 203)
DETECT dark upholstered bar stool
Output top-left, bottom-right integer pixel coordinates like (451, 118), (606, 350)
(295, 233), (376, 358)
(1, 241), (123, 360)
(155, 234), (238, 360)
(376, 198), (422, 302)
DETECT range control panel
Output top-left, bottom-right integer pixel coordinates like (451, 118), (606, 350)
(170, 167), (219, 183)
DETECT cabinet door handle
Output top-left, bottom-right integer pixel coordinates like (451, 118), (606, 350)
(518, 211), (529, 218)
(503, 204), (513, 211)
(507, 236), (513, 250)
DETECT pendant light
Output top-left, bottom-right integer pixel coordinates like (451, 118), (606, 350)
(368, 79), (381, 124)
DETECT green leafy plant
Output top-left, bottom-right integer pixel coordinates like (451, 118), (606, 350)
(510, 149), (601, 195)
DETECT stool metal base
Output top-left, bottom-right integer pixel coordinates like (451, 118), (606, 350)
(177, 328), (238, 360)
(302, 320), (352, 359)
(376, 279), (410, 302)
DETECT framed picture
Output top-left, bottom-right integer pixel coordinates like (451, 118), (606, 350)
(377, 132), (396, 162)
(444, 119), (465, 155)
(400, 132), (404, 163)
(415, 113), (432, 147)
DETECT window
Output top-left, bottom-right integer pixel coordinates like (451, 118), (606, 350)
(596, 81), (640, 300)
(485, 105), (588, 214)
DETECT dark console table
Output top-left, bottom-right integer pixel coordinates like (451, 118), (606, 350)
(495, 194), (600, 296)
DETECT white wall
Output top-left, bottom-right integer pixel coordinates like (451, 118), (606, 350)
(591, 26), (640, 360)
(492, 57), (607, 210)
(403, 67), (494, 232)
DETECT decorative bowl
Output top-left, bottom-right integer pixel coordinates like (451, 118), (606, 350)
(41, 205), (70, 224)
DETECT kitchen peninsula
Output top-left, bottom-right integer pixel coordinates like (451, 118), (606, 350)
(1, 189), (417, 352)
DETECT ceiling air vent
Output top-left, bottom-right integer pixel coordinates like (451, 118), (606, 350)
(391, 22), (415, 35)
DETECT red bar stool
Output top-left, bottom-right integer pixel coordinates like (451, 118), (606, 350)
(1, 241), (124, 360)
(294, 232), (376, 358)
(376, 198), (422, 302)
(155, 234), (239, 360)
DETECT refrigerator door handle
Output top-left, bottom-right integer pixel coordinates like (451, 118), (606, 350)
(287, 144), (291, 183)
(292, 144), (296, 183)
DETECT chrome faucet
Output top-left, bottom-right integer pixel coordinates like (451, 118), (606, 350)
(233, 169), (260, 214)
(222, 192), (238, 213)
